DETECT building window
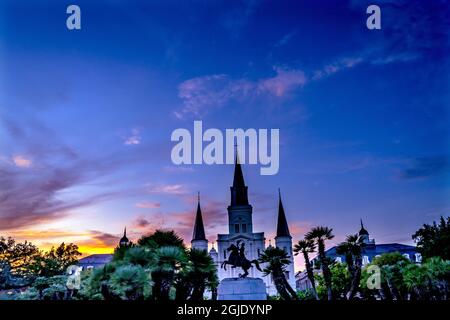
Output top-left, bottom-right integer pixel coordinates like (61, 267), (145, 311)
(362, 256), (370, 265)
(235, 224), (240, 233)
(285, 271), (290, 279)
(242, 224), (247, 233)
(415, 253), (422, 263)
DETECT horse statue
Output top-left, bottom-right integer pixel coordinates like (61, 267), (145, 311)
(221, 241), (262, 278)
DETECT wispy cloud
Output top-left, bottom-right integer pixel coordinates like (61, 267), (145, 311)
(0, 117), (141, 231)
(135, 201), (161, 209)
(399, 156), (449, 180)
(175, 66), (306, 118)
(312, 57), (363, 80)
(274, 30), (297, 47)
(146, 183), (188, 195)
(123, 128), (141, 146)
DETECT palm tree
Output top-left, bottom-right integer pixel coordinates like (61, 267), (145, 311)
(152, 246), (187, 301)
(305, 226), (334, 300)
(258, 247), (298, 300)
(176, 249), (218, 301)
(138, 229), (185, 249)
(294, 239), (319, 300)
(336, 234), (365, 299)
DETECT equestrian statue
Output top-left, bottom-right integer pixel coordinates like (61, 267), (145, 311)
(221, 240), (262, 278)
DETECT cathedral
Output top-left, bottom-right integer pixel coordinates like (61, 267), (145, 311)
(190, 157), (296, 295)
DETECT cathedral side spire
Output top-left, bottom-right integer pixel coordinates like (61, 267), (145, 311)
(192, 192), (207, 241)
(276, 188), (291, 238)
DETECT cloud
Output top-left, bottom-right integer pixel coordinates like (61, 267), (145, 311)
(175, 66), (307, 118)
(274, 30), (297, 47)
(146, 183), (188, 195)
(312, 57), (363, 80)
(123, 128), (141, 145)
(135, 201), (161, 209)
(350, 0), (448, 65)
(163, 166), (195, 173)
(399, 156), (449, 180)
(0, 116), (140, 232)
(12, 155), (32, 168)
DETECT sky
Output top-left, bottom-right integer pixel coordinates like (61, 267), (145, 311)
(0, 0), (449, 270)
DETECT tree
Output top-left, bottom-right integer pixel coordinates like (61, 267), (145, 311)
(361, 252), (410, 300)
(152, 246), (187, 301)
(138, 229), (185, 249)
(175, 249), (218, 301)
(0, 237), (41, 289)
(258, 246), (298, 300)
(336, 234), (365, 299)
(305, 226), (335, 300)
(294, 239), (319, 300)
(37, 243), (82, 277)
(413, 216), (450, 260)
(316, 261), (350, 300)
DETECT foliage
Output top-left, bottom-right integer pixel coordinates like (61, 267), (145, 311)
(0, 237), (80, 290)
(413, 216), (450, 260)
(0, 237), (41, 288)
(315, 262), (351, 300)
(294, 239), (319, 300)
(336, 234), (365, 299)
(35, 243), (82, 277)
(305, 226), (334, 300)
(258, 246), (298, 300)
(138, 229), (185, 249)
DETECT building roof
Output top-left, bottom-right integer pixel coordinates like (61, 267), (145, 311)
(359, 219), (369, 236)
(192, 193), (207, 241)
(120, 227), (129, 244)
(276, 189), (291, 238)
(78, 254), (113, 265)
(318, 243), (417, 261)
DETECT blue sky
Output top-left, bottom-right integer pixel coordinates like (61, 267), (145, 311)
(0, 0), (449, 268)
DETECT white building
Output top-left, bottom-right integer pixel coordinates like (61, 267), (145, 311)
(190, 157), (296, 296)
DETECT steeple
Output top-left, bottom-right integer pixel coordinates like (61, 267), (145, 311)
(119, 227), (129, 247)
(192, 192), (207, 241)
(359, 219), (369, 236)
(276, 189), (291, 238)
(230, 148), (249, 206)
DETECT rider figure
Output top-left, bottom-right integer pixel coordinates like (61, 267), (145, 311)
(239, 242), (245, 262)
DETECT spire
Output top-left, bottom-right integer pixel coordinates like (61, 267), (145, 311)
(359, 219), (369, 236)
(276, 189), (291, 238)
(119, 226), (129, 247)
(192, 192), (206, 241)
(230, 145), (249, 206)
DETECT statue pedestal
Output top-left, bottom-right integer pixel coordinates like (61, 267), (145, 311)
(217, 277), (267, 300)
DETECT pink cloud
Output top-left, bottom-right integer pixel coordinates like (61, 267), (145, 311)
(146, 183), (188, 195)
(135, 201), (161, 209)
(13, 155), (32, 168)
(175, 66), (307, 118)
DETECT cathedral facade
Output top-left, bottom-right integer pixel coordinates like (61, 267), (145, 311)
(190, 159), (296, 296)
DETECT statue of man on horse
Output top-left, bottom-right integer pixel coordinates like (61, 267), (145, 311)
(221, 240), (262, 278)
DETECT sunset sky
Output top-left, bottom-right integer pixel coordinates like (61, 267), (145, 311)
(0, 0), (448, 270)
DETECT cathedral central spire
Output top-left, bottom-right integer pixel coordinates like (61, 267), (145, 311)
(230, 148), (249, 206)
